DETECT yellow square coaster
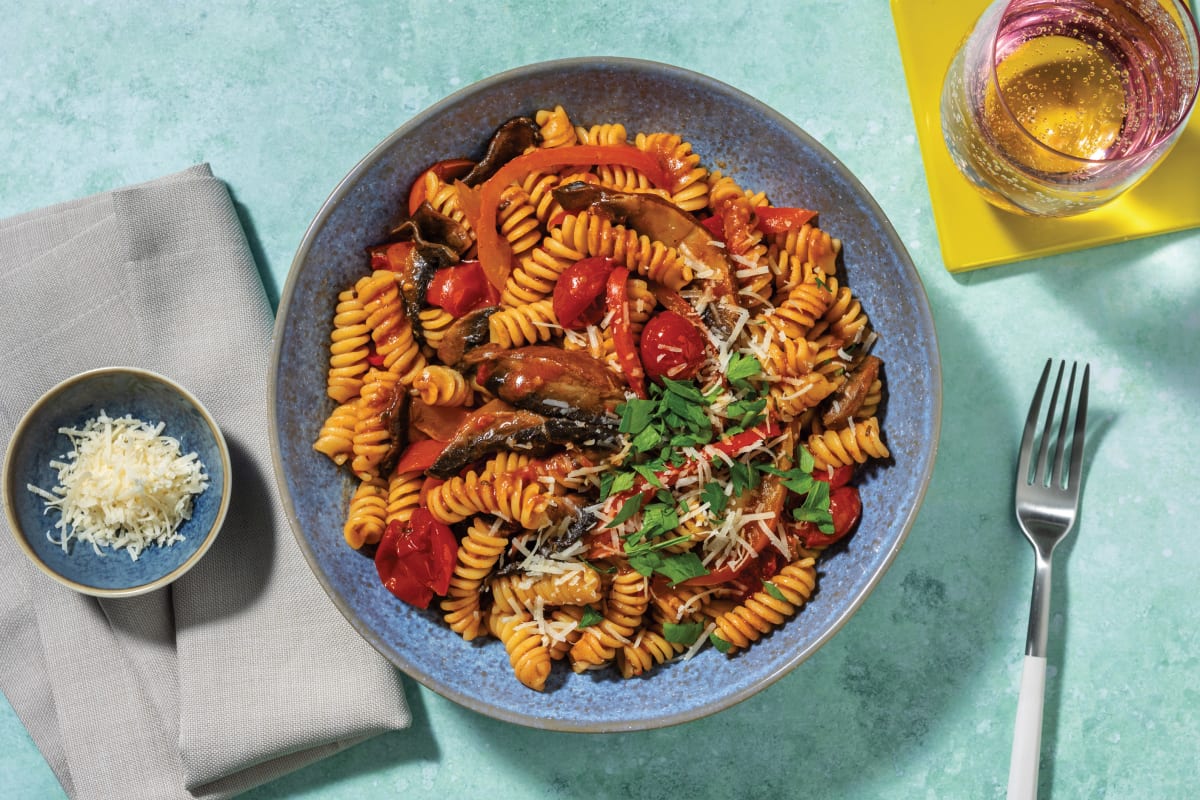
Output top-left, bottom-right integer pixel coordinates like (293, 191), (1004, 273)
(891, 0), (1200, 272)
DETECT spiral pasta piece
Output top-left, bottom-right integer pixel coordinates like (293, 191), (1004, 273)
(635, 131), (709, 212)
(488, 299), (560, 348)
(357, 270), (426, 384)
(491, 569), (603, 613)
(806, 416), (890, 471)
(494, 184), (543, 260)
(424, 472), (552, 529)
(313, 400), (358, 466)
(417, 307), (455, 349)
(757, 280), (834, 343)
(574, 122), (627, 146)
(343, 475), (388, 549)
(442, 518), (509, 641)
(555, 210), (691, 291)
(709, 558), (818, 654)
(419, 170), (475, 245)
(350, 368), (400, 480)
(569, 568), (649, 672)
(619, 624), (687, 679)
(489, 610), (553, 692)
(325, 288), (371, 403)
(412, 365), (472, 407)
(385, 469), (423, 526)
(535, 105), (578, 149)
(770, 223), (840, 274)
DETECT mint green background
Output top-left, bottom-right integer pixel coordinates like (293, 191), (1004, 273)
(3, 1), (1198, 798)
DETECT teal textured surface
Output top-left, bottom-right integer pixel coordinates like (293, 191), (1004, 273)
(3, 1), (1199, 798)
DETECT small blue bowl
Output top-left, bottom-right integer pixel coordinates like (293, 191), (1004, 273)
(3, 367), (231, 598)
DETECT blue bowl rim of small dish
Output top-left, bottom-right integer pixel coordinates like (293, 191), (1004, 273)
(3, 365), (232, 599)
(270, 56), (943, 731)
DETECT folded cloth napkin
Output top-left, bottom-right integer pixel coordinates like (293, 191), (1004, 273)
(0, 165), (410, 799)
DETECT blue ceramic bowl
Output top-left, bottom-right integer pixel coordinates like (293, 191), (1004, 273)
(271, 57), (941, 731)
(3, 367), (230, 598)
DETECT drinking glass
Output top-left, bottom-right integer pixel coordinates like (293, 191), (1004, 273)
(941, 0), (1200, 217)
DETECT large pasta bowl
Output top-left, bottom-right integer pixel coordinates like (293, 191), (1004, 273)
(270, 57), (941, 731)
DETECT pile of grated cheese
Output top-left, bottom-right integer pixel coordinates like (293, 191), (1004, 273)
(26, 412), (210, 561)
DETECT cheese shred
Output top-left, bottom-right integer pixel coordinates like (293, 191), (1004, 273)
(26, 412), (210, 560)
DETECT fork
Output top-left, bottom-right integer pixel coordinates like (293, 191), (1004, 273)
(1006, 359), (1089, 800)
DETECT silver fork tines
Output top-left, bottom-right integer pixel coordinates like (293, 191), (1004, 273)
(1007, 358), (1090, 800)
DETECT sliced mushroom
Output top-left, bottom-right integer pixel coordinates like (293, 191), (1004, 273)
(821, 355), (882, 428)
(428, 405), (619, 479)
(460, 116), (542, 186)
(466, 345), (627, 421)
(436, 305), (498, 367)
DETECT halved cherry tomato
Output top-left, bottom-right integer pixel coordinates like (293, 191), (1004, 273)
(754, 207), (819, 234)
(426, 260), (499, 316)
(407, 158), (476, 216)
(552, 256), (616, 330)
(639, 310), (707, 383)
(606, 266), (647, 398)
(392, 439), (448, 475)
(374, 509), (458, 608)
(793, 485), (862, 548)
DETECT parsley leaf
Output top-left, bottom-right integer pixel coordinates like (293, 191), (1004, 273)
(663, 621), (705, 645)
(655, 552), (708, 585)
(763, 581), (787, 602)
(579, 605), (604, 628)
(708, 632), (733, 654)
(606, 493), (645, 528)
(700, 482), (728, 516)
(726, 353), (762, 384)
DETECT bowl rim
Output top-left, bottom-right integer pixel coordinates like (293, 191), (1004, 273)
(269, 55), (943, 730)
(3, 365), (233, 599)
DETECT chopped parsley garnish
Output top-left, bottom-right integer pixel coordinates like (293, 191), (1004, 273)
(763, 581), (787, 602)
(605, 352), (835, 589)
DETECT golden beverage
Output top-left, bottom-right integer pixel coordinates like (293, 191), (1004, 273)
(940, 0), (1200, 217)
(983, 35), (1127, 173)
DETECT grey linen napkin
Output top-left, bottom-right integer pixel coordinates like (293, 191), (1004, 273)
(0, 165), (410, 799)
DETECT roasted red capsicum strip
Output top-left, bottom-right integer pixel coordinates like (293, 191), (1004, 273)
(754, 206), (819, 234)
(605, 266), (647, 399)
(473, 145), (674, 291)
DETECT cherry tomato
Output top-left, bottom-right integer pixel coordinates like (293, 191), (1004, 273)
(794, 485), (862, 548)
(639, 310), (708, 383)
(754, 207), (819, 234)
(407, 158), (476, 216)
(392, 439), (448, 475)
(814, 463), (855, 489)
(374, 509), (458, 608)
(426, 260), (499, 316)
(552, 257), (615, 330)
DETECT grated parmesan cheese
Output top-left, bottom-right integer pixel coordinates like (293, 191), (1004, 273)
(26, 412), (210, 561)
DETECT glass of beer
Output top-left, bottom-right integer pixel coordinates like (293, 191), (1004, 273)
(941, 0), (1199, 217)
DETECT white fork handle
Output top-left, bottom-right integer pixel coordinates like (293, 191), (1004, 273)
(1007, 654), (1047, 800)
